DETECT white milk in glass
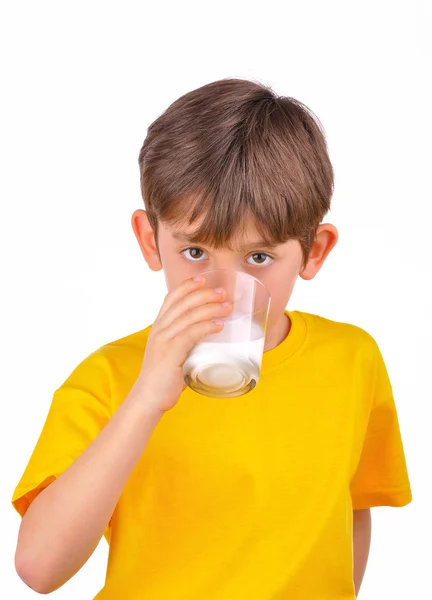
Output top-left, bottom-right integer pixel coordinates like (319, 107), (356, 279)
(183, 311), (266, 398)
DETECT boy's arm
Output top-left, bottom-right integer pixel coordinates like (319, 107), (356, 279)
(15, 388), (162, 594)
(353, 508), (371, 596)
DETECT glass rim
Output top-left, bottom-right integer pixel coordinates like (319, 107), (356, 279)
(194, 268), (271, 299)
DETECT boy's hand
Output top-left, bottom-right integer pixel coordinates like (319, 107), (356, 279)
(135, 275), (233, 412)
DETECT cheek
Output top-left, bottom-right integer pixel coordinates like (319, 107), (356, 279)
(162, 258), (206, 293)
(164, 272), (190, 293)
(263, 267), (299, 320)
(160, 259), (188, 293)
(265, 266), (298, 297)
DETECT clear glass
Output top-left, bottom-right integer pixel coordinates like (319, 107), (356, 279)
(183, 269), (271, 398)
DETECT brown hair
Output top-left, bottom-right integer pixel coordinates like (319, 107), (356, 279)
(138, 77), (334, 267)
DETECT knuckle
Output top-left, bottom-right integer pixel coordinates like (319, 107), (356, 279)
(212, 288), (225, 298)
(156, 328), (170, 343)
(217, 302), (231, 313)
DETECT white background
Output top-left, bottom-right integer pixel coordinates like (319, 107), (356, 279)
(1, 1), (431, 598)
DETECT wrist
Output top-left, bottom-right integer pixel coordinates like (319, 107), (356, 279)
(124, 384), (166, 424)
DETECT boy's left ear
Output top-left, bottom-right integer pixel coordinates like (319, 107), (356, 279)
(300, 223), (338, 280)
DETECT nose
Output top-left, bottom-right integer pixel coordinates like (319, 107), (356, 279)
(211, 260), (241, 273)
(206, 266), (255, 304)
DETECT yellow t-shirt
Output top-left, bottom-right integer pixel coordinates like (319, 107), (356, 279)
(12, 310), (412, 599)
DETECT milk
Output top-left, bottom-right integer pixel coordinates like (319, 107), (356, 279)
(183, 318), (265, 398)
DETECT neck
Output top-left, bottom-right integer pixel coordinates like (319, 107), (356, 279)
(264, 313), (291, 352)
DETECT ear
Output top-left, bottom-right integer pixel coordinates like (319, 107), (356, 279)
(300, 223), (338, 281)
(131, 209), (163, 272)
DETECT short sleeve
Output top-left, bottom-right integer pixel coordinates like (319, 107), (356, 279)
(350, 342), (412, 510)
(11, 349), (114, 543)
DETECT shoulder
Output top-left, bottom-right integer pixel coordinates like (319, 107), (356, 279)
(95, 324), (153, 371)
(98, 325), (152, 359)
(58, 324), (153, 390)
(294, 310), (381, 358)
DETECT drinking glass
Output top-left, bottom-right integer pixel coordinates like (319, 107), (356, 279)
(183, 269), (271, 398)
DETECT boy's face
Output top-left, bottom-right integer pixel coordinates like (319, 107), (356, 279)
(132, 210), (337, 348)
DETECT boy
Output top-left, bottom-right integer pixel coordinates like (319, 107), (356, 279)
(12, 78), (411, 599)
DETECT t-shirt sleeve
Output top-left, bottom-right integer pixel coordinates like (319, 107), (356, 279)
(350, 340), (412, 510)
(11, 348), (113, 543)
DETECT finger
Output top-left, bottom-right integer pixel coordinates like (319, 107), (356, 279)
(160, 301), (232, 340)
(157, 286), (227, 330)
(156, 276), (207, 321)
(170, 320), (225, 365)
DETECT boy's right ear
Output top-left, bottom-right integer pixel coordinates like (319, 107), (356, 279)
(131, 209), (163, 272)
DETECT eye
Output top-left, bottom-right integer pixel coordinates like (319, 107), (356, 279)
(247, 253), (274, 266)
(181, 247), (208, 261)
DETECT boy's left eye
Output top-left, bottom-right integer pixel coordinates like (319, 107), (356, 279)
(247, 253), (273, 266)
(181, 248), (273, 266)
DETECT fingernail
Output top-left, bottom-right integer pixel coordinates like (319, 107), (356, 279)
(193, 276), (202, 282)
(222, 301), (231, 307)
(214, 287), (224, 293)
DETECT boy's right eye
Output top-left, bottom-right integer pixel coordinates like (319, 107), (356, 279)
(181, 247), (207, 261)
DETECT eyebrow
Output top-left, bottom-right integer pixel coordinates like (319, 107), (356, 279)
(172, 232), (280, 250)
